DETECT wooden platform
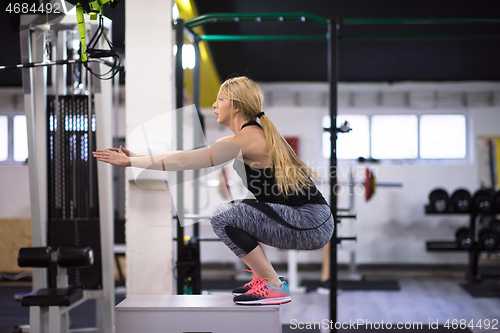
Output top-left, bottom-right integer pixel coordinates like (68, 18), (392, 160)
(115, 294), (282, 333)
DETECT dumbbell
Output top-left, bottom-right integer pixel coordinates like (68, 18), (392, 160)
(490, 219), (500, 233)
(471, 189), (495, 215)
(429, 188), (450, 213)
(18, 246), (94, 268)
(449, 189), (472, 213)
(494, 191), (500, 214)
(455, 227), (473, 250)
(486, 219), (500, 251)
(478, 227), (500, 251)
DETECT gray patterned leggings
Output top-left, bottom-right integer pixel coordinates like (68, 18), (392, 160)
(210, 199), (334, 258)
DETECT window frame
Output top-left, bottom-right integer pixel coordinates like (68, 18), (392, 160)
(0, 110), (29, 166)
(325, 108), (472, 165)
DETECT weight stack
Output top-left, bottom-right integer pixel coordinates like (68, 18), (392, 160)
(46, 95), (102, 289)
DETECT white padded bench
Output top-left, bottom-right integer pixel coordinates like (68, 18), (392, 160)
(115, 294), (282, 333)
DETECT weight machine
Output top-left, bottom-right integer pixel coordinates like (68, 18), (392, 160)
(12, 10), (115, 333)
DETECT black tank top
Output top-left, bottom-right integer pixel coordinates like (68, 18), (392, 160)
(232, 121), (328, 206)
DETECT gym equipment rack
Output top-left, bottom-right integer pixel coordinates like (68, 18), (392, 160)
(426, 204), (498, 282)
(174, 13), (500, 332)
(173, 13), (349, 329)
(16, 12), (115, 333)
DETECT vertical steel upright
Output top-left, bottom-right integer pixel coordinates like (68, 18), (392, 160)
(175, 18), (186, 295)
(174, 23), (205, 295)
(192, 37), (203, 294)
(193, 38), (202, 240)
(328, 18), (339, 332)
(20, 23), (48, 294)
(91, 24), (116, 332)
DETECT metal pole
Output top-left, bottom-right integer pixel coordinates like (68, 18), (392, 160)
(328, 17), (339, 332)
(192, 37), (203, 294)
(175, 18), (186, 295)
(113, 70), (120, 137)
(20, 27), (47, 290)
(0, 58), (120, 71)
(198, 34), (327, 41)
(93, 22), (115, 332)
(55, 30), (67, 96)
(193, 38), (201, 240)
(488, 140), (496, 188)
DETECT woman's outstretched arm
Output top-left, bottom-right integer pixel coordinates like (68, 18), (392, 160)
(93, 140), (241, 171)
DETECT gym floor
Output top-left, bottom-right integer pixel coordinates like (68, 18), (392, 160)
(283, 276), (500, 333)
(1, 267), (499, 333)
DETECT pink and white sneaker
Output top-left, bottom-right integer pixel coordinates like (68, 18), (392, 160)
(233, 277), (291, 305)
(232, 270), (262, 296)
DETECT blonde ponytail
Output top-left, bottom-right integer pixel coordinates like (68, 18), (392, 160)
(219, 76), (319, 197)
(259, 115), (319, 196)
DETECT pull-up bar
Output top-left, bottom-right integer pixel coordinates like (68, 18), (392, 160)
(185, 12), (329, 29)
(185, 12), (329, 42)
(185, 14), (500, 30)
(198, 34), (328, 41)
(198, 33), (500, 42)
(183, 13), (500, 42)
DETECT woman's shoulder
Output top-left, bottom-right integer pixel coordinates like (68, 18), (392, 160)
(217, 128), (264, 149)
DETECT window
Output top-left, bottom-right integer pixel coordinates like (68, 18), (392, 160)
(322, 113), (468, 161)
(323, 115), (370, 159)
(0, 116), (8, 161)
(371, 115), (418, 159)
(13, 115), (28, 162)
(0, 113), (28, 164)
(419, 114), (466, 159)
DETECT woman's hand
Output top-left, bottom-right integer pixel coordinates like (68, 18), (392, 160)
(93, 146), (131, 167)
(105, 145), (134, 157)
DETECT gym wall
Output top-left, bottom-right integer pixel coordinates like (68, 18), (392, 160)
(0, 99), (31, 272)
(196, 81), (500, 266)
(1, 81), (500, 271)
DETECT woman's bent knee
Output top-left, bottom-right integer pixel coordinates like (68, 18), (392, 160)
(211, 201), (234, 219)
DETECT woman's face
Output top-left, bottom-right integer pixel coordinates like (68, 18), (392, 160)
(213, 94), (232, 125)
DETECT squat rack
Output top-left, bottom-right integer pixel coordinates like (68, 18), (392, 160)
(173, 11), (345, 328)
(174, 13), (500, 332)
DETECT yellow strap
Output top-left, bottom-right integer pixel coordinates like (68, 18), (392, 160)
(76, 0), (114, 62)
(76, 5), (87, 62)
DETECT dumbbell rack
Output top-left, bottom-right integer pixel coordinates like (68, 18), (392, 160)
(425, 207), (496, 283)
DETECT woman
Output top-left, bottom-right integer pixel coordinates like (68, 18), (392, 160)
(93, 76), (334, 305)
